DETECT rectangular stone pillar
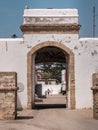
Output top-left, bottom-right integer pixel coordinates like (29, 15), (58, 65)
(0, 72), (17, 120)
(91, 73), (98, 120)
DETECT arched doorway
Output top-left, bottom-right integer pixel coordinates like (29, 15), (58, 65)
(27, 41), (75, 109)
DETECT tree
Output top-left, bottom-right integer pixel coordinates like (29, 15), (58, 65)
(36, 62), (65, 84)
(11, 34), (18, 38)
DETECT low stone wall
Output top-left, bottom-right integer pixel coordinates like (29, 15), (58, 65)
(0, 72), (17, 120)
(91, 73), (98, 119)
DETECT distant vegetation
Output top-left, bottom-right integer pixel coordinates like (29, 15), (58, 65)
(36, 62), (66, 84)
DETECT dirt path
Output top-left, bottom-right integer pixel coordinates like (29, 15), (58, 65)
(0, 109), (98, 130)
(0, 94), (98, 130)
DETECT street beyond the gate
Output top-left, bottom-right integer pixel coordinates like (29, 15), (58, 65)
(0, 94), (98, 130)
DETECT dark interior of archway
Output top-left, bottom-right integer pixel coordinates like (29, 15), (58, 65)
(35, 46), (68, 64)
(34, 46), (68, 109)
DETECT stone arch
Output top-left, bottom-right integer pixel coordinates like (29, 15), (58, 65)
(27, 41), (75, 109)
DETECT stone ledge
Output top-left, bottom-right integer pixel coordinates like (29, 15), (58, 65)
(0, 87), (18, 91)
(91, 86), (98, 90)
(20, 23), (81, 34)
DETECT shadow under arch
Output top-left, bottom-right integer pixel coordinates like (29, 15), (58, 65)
(27, 41), (75, 109)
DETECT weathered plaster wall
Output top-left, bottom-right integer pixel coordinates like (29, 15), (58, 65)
(0, 34), (77, 109)
(0, 9), (98, 109)
(23, 9), (78, 24)
(23, 34), (79, 48)
(0, 36), (98, 109)
(75, 38), (98, 108)
(0, 39), (28, 109)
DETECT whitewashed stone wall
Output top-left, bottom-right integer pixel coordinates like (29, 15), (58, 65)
(0, 9), (98, 109)
(0, 39), (28, 109)
(42, 84), (61, 95)
(23, 9), (78, 24)
(75, 38), (98, 108)
(0, 37), (98, 109)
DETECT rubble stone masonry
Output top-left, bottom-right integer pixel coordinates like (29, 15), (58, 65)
(0, 72), (17, 120)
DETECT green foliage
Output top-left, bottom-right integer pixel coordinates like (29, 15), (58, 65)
(36, 62), (65, 84)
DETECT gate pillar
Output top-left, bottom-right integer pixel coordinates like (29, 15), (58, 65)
(0, 72), (17, 120)
(91, 73), (98, 119)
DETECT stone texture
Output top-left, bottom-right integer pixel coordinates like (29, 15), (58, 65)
(27, 41), (75, 109)
(20, 23), (81, 34)
(1, 9), (98, 110)
(92, 90), (98, 119)
(91, 73), (98, 119)
(0, 72), (17, 120)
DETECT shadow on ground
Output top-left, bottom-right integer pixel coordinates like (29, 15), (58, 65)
(16, 116), (33, 120)
(34, 104), (66, 109)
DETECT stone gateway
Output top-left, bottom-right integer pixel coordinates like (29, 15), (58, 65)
(0, 8), (98, 112)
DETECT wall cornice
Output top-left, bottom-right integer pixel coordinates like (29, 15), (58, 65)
(20, 23), (81, 34)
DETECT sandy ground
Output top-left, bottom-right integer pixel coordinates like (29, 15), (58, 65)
(0, 94), (98, 130)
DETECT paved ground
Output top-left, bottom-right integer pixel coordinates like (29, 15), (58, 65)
(0, 94), (98, 130)
(35, 94), (66, 108)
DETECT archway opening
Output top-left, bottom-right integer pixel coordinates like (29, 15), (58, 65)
(27, 41), (75, 109)
(34, 46), (68, 109)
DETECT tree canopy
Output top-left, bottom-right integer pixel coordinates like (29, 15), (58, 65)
(36, 62), (66, 84)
